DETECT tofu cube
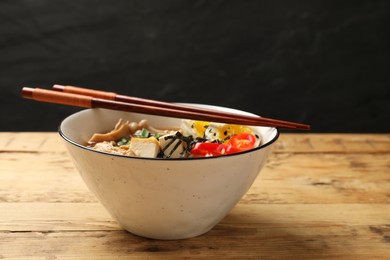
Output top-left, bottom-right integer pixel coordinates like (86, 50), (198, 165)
(158, 133), (184, 158)
(130, 137), (160, 158)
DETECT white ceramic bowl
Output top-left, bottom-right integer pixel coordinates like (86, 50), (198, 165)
(59, 104), (279, 240)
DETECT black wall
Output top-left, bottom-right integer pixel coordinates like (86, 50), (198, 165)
(1, 0), (389, 132)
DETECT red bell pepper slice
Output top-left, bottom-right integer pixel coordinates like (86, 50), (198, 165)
(190, 133), (257, 157)
(190, 142), (227, 157)
(226, 133), (256, 154)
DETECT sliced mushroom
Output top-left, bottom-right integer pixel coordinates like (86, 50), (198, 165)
(88, 119), (131, 144)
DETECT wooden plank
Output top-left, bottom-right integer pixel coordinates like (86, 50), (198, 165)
(1, 203), (389, 231)
(1, 132), (389, 258)
(0, 203), (118, 232)
(0, 152), (96, 203)
(1, 150), (388, 204)
(0, 226), (389, 259)
(0, 204), (389, 259)
(0, 132), (60, 152)
(273, 133), (390, 153)
(244, 152), (390, 204)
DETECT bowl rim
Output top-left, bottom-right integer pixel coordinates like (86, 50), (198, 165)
(58, 108), (280, 161)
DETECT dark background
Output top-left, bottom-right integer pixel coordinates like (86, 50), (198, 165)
(1, 0), (389, 132)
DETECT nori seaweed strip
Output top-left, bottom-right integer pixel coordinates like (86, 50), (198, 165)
(159, 132), (187, 158)
(179, 149), (188, 158)
(158, 137), (176, 158)
(161, 137), (176, 153)
(166, 140), (183, 158)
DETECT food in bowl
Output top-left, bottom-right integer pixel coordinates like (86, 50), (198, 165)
(59, 105), (279, 239)
(87, 118), (262, 158)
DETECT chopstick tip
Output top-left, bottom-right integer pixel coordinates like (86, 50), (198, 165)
(300, 124), (311, 131)
(21, 87), (34, 99)
(52, 84), (65, 91)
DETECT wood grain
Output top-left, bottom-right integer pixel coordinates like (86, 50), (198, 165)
(0, 133), (389, 259)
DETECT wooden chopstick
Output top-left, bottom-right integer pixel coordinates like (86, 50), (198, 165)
(52, 84), (311, 130)
(21, 87), (310, 130)
(52, 84), (307, 129)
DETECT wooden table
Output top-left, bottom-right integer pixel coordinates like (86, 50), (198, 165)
(1, 132), (389, 259)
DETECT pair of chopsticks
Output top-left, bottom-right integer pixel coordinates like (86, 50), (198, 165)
(21, 85), (310, 130)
